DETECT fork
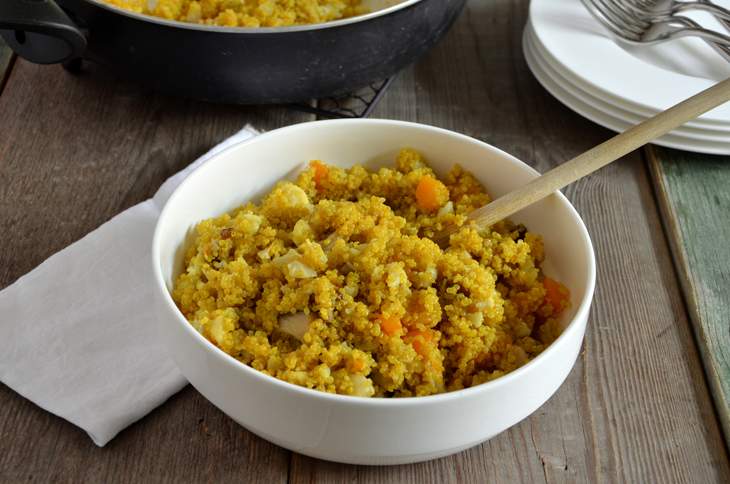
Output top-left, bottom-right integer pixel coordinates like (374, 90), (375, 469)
(598, 0), (730, 59)
(628, 0), (730, 22)
(582, 0), (730, 61)
(632, 0), (730, 33)
(700, 0), (730, 33)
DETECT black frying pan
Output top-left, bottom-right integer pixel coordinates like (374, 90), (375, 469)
(0, 0), (466, 104)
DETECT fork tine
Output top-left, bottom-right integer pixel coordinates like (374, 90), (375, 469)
(615, 0), (659, 18)
(620, 0), (730, 45)
(593, 0), (649, 34)
(593, 0), (648, 34)
(581, 0), (642, 40)
(622, 0), (655, 9)
(581, 0), (730, 60)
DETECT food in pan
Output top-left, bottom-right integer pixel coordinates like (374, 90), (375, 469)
(103, 0), (367, 27)
(172, 149), (570, 397)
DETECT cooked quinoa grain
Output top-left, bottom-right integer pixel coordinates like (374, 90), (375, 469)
(103, 0), (366, 27)
(173, 149), (570, 397)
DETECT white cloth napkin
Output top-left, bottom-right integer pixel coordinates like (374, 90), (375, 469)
(0, 126), (259, 446)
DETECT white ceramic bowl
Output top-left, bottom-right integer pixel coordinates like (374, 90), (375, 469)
(152, 119), (596, 465)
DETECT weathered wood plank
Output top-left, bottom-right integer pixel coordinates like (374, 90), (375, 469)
(0, 37), (15, 94)
(647, 145), (730, 448)
(291, 0), (730, 482)
(0, 57), (312, 483)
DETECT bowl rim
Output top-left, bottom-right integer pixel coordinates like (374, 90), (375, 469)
(152, 118), (596, 407)
(84, 0), (423, 34)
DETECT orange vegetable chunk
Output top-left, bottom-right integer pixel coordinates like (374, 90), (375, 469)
(415, 175), (448, 212)
(350, 358), (366, 372)
(378, 315), (402, 336)
(543, 277), (570, 313)
(407, 329), (434, 357)
(310, 160), (329, 189)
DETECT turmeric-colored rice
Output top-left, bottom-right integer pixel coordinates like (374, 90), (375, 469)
(173, 149), (570, 397)
(103, 0), (366, 27)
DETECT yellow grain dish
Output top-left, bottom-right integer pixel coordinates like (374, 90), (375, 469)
(103, 0), (366, 27)
(173, 149), (570, 397)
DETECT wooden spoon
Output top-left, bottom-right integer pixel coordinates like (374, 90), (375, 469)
(462, 77), (730, 231)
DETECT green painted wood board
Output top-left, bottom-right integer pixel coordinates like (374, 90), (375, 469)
(648, 146), (730, 447)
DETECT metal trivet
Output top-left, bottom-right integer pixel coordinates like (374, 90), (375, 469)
(290, 77), (394, 119)
(62, 59), (393, 118)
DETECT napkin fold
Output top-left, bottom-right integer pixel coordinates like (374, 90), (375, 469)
(0, 126), (259, 446)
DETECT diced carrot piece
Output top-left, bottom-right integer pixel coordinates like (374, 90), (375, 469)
(406, 329), (434, 357)
(350, 358), (366, 372)
(406, 328), (433, 340)
(310, 160), (329, 189)
(378, 315), (402, 336)
(412, 339), (428, 357)
(543, 277), (570, 313)
(415, 175), (449, 213)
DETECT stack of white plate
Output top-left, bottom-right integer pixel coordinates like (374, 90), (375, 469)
(525, 0), (730, 154)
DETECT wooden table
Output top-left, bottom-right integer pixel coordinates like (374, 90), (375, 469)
(1, 1), (728, 482)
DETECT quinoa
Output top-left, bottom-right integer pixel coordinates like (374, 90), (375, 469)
(173, 149), (570, 397)
(103, 0), (366, 27)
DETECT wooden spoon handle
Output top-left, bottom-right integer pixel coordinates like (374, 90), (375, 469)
(468, 77), (730, 228)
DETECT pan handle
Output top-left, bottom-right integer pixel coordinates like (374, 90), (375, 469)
(0, 0), (86, 64)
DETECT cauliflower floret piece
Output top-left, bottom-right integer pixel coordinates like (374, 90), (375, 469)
(350, 374), (375, 397)
(261, 182), (313, 226)
(272, 249), (317, 279)
(292, 219), (313, 245)
(237, 212), (262, 235)
(278, 312), (310, 340)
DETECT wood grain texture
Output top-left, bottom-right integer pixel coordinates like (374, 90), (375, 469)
(0, 58), (312, 483)
(290, 0), (730, 482)
(647, 145), (730, 448)
(0, 1), (728, 482)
